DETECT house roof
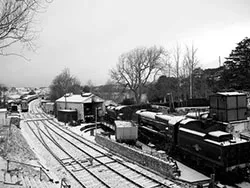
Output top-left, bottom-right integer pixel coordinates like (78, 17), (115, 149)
(56, 93), (104, 103)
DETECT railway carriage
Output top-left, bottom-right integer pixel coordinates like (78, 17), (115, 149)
(20, 94), (38, 112)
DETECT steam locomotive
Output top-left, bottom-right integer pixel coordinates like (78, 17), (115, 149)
(104, 102), (250, 180)
(135, 110), (250, 181)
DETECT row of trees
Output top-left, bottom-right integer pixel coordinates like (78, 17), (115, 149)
(0, 1), (248, 105)
(49, 37), (250, 104)
(110, 37), (250, 104)
(110, 44), (199, 103)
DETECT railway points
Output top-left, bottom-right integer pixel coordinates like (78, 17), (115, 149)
(21, 99), (188, 188)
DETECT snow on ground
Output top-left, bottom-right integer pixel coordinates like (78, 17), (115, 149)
(176, 161), (210, 183)
(20, 121), (59, 178)
(66, 123), (100, 142)
(236, 182), (250, 188)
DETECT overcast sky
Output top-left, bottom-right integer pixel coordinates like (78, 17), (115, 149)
(1, 0), (250, 87)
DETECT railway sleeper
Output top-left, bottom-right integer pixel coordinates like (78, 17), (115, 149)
(136, 178), (156, 187)
(63, 159), (90, 166)
(102, 160), (117, 165)
(119, 168), (134, 175)
(61, 157), (71, 161)
(94, 154), (109, 159)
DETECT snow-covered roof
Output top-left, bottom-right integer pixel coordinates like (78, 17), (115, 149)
(56, 93), (104, 104)
(156, 114), (185, 125)
(115, 120), (134, 127)
(186, 111), (209, 118)
(137, 111), (159, 119)
(8, 94), (21, 100)
(205, 137), (247, 146)
(180, 118), (198, 125)
(217, 92), (246, 96)
(208, 131), (230, 138)
(115, 105), (127, 110)
(0, 108), (7, 113)
(58, 109), (77, 112)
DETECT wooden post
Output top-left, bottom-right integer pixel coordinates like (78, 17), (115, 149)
(6, 159), (9, 172)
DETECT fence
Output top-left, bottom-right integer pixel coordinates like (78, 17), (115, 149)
(6, 159), (53, 182)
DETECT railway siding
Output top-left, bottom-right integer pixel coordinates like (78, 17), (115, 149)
(95, 134), (176, 178)
(26, 100), (191, 187)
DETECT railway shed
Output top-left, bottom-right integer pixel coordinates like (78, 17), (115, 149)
(55, 92), (104, 123)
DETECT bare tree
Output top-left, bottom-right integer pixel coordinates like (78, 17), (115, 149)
(172, 43), (181, 78)
(171, 43), (182, 100)
(183, 44), (199, 99)
(110, 46), (167, 103)
(0, 0), (51, 60)
(49, 68), (82, 101)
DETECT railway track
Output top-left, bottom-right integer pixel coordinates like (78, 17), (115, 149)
(22, 100), (186, 188)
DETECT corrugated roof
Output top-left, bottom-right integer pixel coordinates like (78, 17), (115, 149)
(56, 93), (104, 103)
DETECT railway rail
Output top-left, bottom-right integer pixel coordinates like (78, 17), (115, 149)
(22, 100), (185, 188)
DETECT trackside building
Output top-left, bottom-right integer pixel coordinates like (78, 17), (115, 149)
(55, 93), (104, 123)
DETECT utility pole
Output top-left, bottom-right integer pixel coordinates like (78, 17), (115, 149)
(95, 107), (98, 136)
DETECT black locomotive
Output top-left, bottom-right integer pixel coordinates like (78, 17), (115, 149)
(104, 92), (250, 182)
(136, 110), (250, 182)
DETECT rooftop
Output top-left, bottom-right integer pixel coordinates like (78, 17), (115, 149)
(56, 93), (104, 103)
(0, 109), (7, 113)
(217, 91), (246, 96)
